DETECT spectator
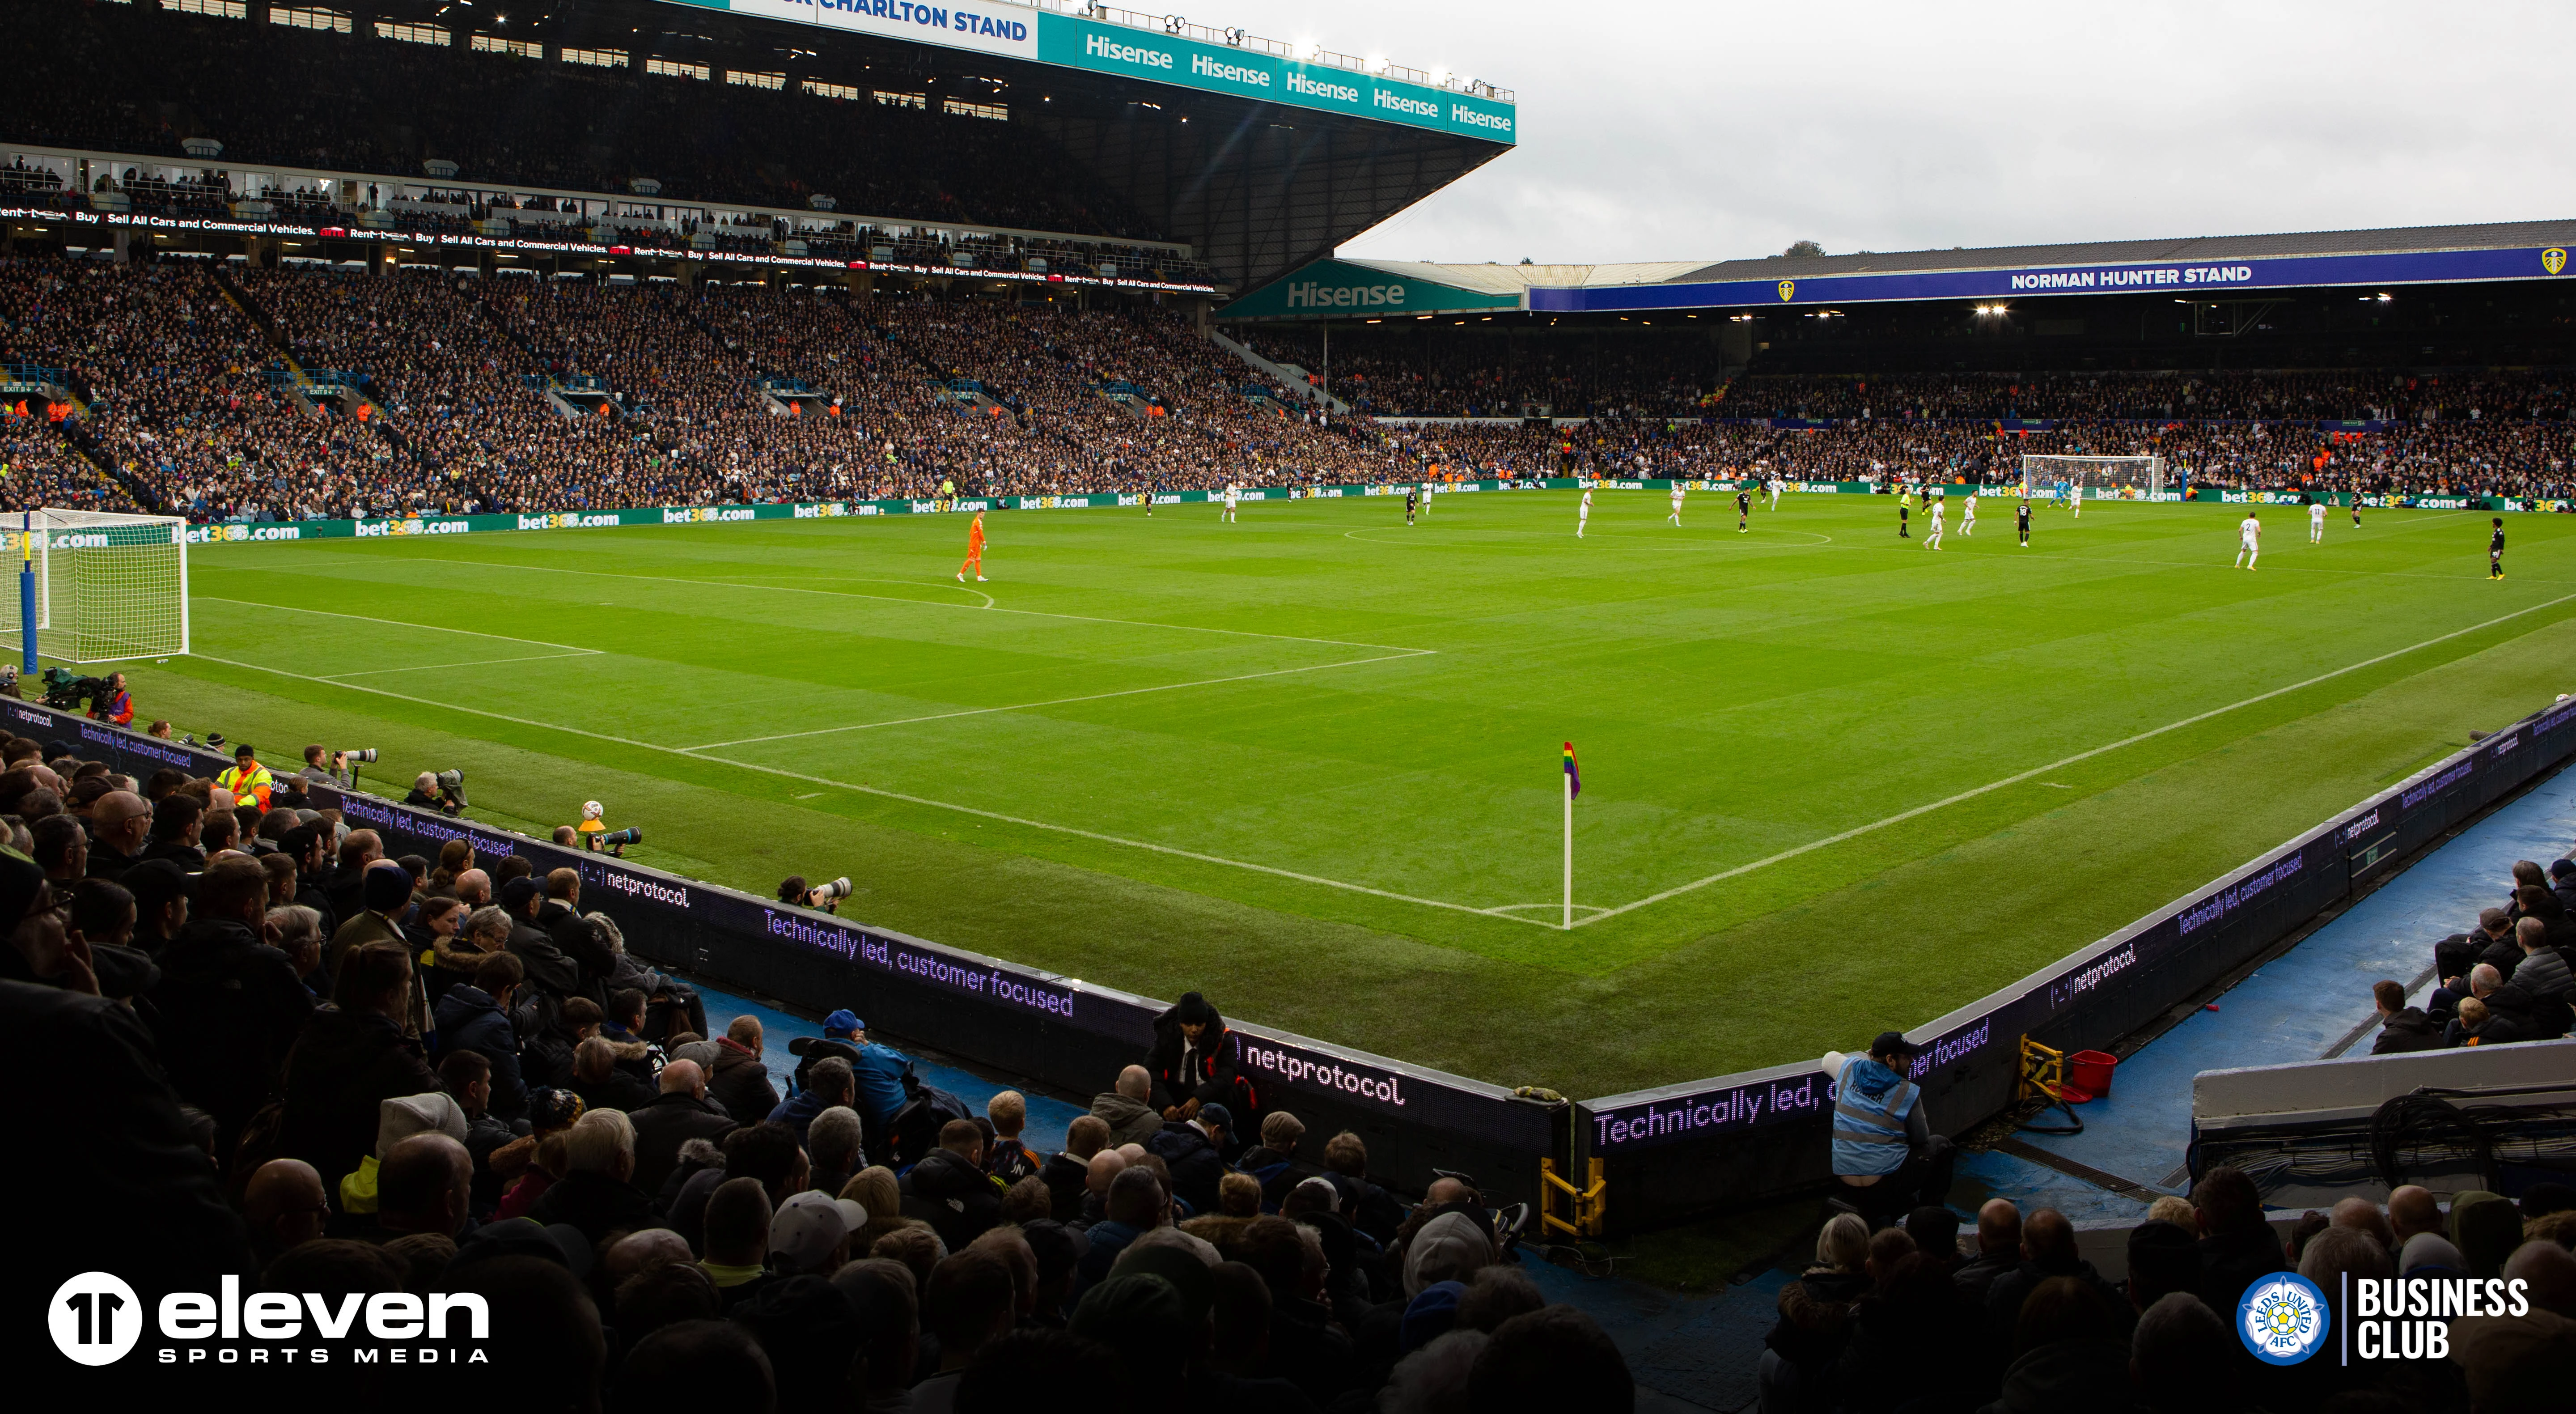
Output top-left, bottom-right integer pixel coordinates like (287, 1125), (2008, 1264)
(435, 951), (529, 1121)
(570, 1034), (657, 1114)
(711, 1013), (781, 1121)
(1147, 1100), (1232, 1216)
(146, 853), (314, 1153)
(833, 1259), (924, 1411)
(2124, 1220), (2201, 1314)
(85, 790), (149, 879)
(1836, 1228), (1979, 1414)
(1146, 990), (1247, 1122)
(2447, 1240), (2576, 1412)
(2129, 1292), (2233, 1414)
(1990, 1275), (2132, 1413)
(1956, 1197), (2022, 1302)
(700, 1175), (776, 1309)
(2450, 1190), (2523, 1278)
(770, 1189), (865, 1278)
(1759, 1211), (1871, 1411)
(1823, 1031), (1953, 1224)
(437, 1049), (514, 1213)
(372, 1131), (472, 1242)
(2190, 1166), (2286, 1316)
(919, 1248), (1019, 1408)
(901, 1117), (1003, 1250)
(1985, 1207), (2132, 1350)
(983, 1089), (1038, 1184)
(526, 1108), (652, 1240)
(770, 1054), (856, 1148)
(2435, 909), (2519, 993)
(1044, 1113), (1110, 1221)
(1091, 1062), (1164, 1148)
(612, 1318), (775, 1408)
(276, 940), (442, 1192)
(809, 1105), (865, 1196)
(1465, 1306), (1634, 1414)
(2368, 978), (2446, 1053)
(242, 1156), (330, 1266)
(628, 1057), (738, 1197)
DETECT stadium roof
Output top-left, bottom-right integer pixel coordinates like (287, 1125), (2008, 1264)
(1221, 220), (2576, 319)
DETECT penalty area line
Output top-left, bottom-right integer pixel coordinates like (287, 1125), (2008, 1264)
(1578, 587), (2576, 928)
(181, 652), (1543, 928)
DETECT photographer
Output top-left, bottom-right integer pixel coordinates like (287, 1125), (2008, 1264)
(298, 743), (356, 790)
(778, 875), (852, 916)
(405, 770), (463, 818)
(87, 671), (132, 728)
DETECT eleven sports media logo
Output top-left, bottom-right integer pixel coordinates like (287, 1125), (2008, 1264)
(50, 1270), (490, 1368)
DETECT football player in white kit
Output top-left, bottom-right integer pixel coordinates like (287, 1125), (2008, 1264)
(1961, 489), (1978, 536)
(1577, 486), (1593, 538)
(1417, 481), (1432, 518)
(1667, 482), (1685, 526)
(1924, 495), (1945, 549)
(1222, 483), (1241, 522)
(2068, 481), (2082, 518)
(2234, 512), (2262, 569)
(2309, 499), (2326, 544)
(1767, 475), (1783, 510)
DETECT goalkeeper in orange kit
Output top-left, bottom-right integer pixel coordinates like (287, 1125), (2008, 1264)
(958, 510), (988, 582)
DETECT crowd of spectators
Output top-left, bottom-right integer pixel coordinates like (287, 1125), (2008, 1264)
(2373, 856), (2576, 1053)
(3, 726), (1627, 1407)
(13, 250), (2576, 518)
(7, 0), (1165, 243)
(1761, 1172), (2576, 1414)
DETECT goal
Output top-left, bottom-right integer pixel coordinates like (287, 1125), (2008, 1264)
(0, 510), (190, 664)
(2021, 454), (2164, 501)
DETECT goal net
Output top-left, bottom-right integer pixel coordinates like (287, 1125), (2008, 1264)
(0, 510), (190, 664)
(2021, 454), (2163, 500)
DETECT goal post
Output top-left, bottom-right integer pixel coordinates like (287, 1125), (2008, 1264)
(0, 510), (190, 665)
(2021, 454), (2163, 501)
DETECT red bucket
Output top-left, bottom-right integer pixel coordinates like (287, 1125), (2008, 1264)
(2063, 1050), (2118, 1103)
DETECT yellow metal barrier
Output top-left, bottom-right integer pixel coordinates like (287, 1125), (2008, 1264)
(2018, 1035), (2066, 1103)
(1539, 1155), (1607, 1239)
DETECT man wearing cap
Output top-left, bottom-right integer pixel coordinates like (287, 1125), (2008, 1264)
(2552, 858), (2576, 915)
(769, 1189), (867, 1277)
(1826, 1031), (1955, 1226)
(501, 874), (581, 1001)
(330, 861), (429, 1037)
(800, 1009), (915, 1145)
(216, 742), (274, 813)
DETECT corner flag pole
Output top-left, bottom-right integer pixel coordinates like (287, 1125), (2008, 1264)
(18, 512), (34, 675)
(1562, 743), (1580, 930)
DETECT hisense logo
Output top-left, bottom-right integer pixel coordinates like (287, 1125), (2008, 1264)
(1287, 71), (1357, 102)
(1284, 280), (1406, 309)
(1374, 89), (1438, 117)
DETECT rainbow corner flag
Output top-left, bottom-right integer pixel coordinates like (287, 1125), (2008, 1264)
(1563, 742), (1580, 798)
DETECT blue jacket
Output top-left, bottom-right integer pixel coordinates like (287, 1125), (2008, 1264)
(848, 1041), (914, 1129)
(433, 984), (528, 1121)
(1830, 1056), (1918, 1179)
(1071, 1219), (1143, 1305)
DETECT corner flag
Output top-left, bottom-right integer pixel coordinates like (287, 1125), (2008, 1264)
(1561, 742), (1579, 930)
(1563, 742), (1580, 798)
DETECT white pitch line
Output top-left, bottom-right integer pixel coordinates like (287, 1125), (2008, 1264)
(691, 648), (1433, 750)
(183, 652), (1546, 927)
(316, 556), (1423, 654)
(323, 650), (602, 679)
(1576, 587), (2576, 927)
(196, 597), (600, 653)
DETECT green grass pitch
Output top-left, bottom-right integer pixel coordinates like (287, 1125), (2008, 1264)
(125, 490), (2576, 1099)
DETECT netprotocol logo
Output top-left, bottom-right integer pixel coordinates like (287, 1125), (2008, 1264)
(49, 1271), (488, 1366)
(2239, 1273), (2330, 1365)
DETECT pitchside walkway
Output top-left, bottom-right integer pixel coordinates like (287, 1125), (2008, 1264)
(684, 753), (2574, 1410)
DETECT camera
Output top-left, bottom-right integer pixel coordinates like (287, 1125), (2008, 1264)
(435, 768), (467, 809)
(811, 877), (853, 903)
(341, 748), (378, 764)
(588, 826), (641, 857)
(39, 666), (112, 712)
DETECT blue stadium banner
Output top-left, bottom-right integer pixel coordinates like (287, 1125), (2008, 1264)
(647, 1), (1515, 142)
(1530, 245), (2576, 314)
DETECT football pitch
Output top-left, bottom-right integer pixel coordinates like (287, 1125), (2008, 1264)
(129, 490), (2576, 1099)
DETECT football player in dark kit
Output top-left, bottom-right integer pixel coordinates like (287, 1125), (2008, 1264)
(2017, 498), (2032, 547)
(2490, 517), (2505, 580)
(1405, 486), (1419, 526)
(1736, 486), (1752, 533)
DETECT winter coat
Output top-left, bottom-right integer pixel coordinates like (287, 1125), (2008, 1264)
(419, 934), (496, 1012)
(1089, 1091), (1164, 1148)
(1147, 1120), (1228, 1216)
(1040, 1149), (1091, 1222)
(537, 900), (614, 1005)
(2512, 946), (2572, 1003)
(507, 918), (581, 1001)
(767, 1085), (841, 1149)
(1145, 1000), (1246, 1115)
(628, 1091), (738, 1201)
(2371, 1006), (2450, 1055)
(1765, 1267), (1870, 1389)
(526, 1168), (657, 1242)
(572, 1066), (657, 1117)
(275, 1004), (443, 1194)
(900, 1146), (1002, 1250)
(709, 1036), (779, 1123)
(146, 917), (315, 1145)
(1985, 1257), (2131, 1348)
(433, 984), (529, 1121)
(1983, 1338), (2148, 1414)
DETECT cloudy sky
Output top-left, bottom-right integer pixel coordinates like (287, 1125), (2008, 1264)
(1207, 0), (2572, 266)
